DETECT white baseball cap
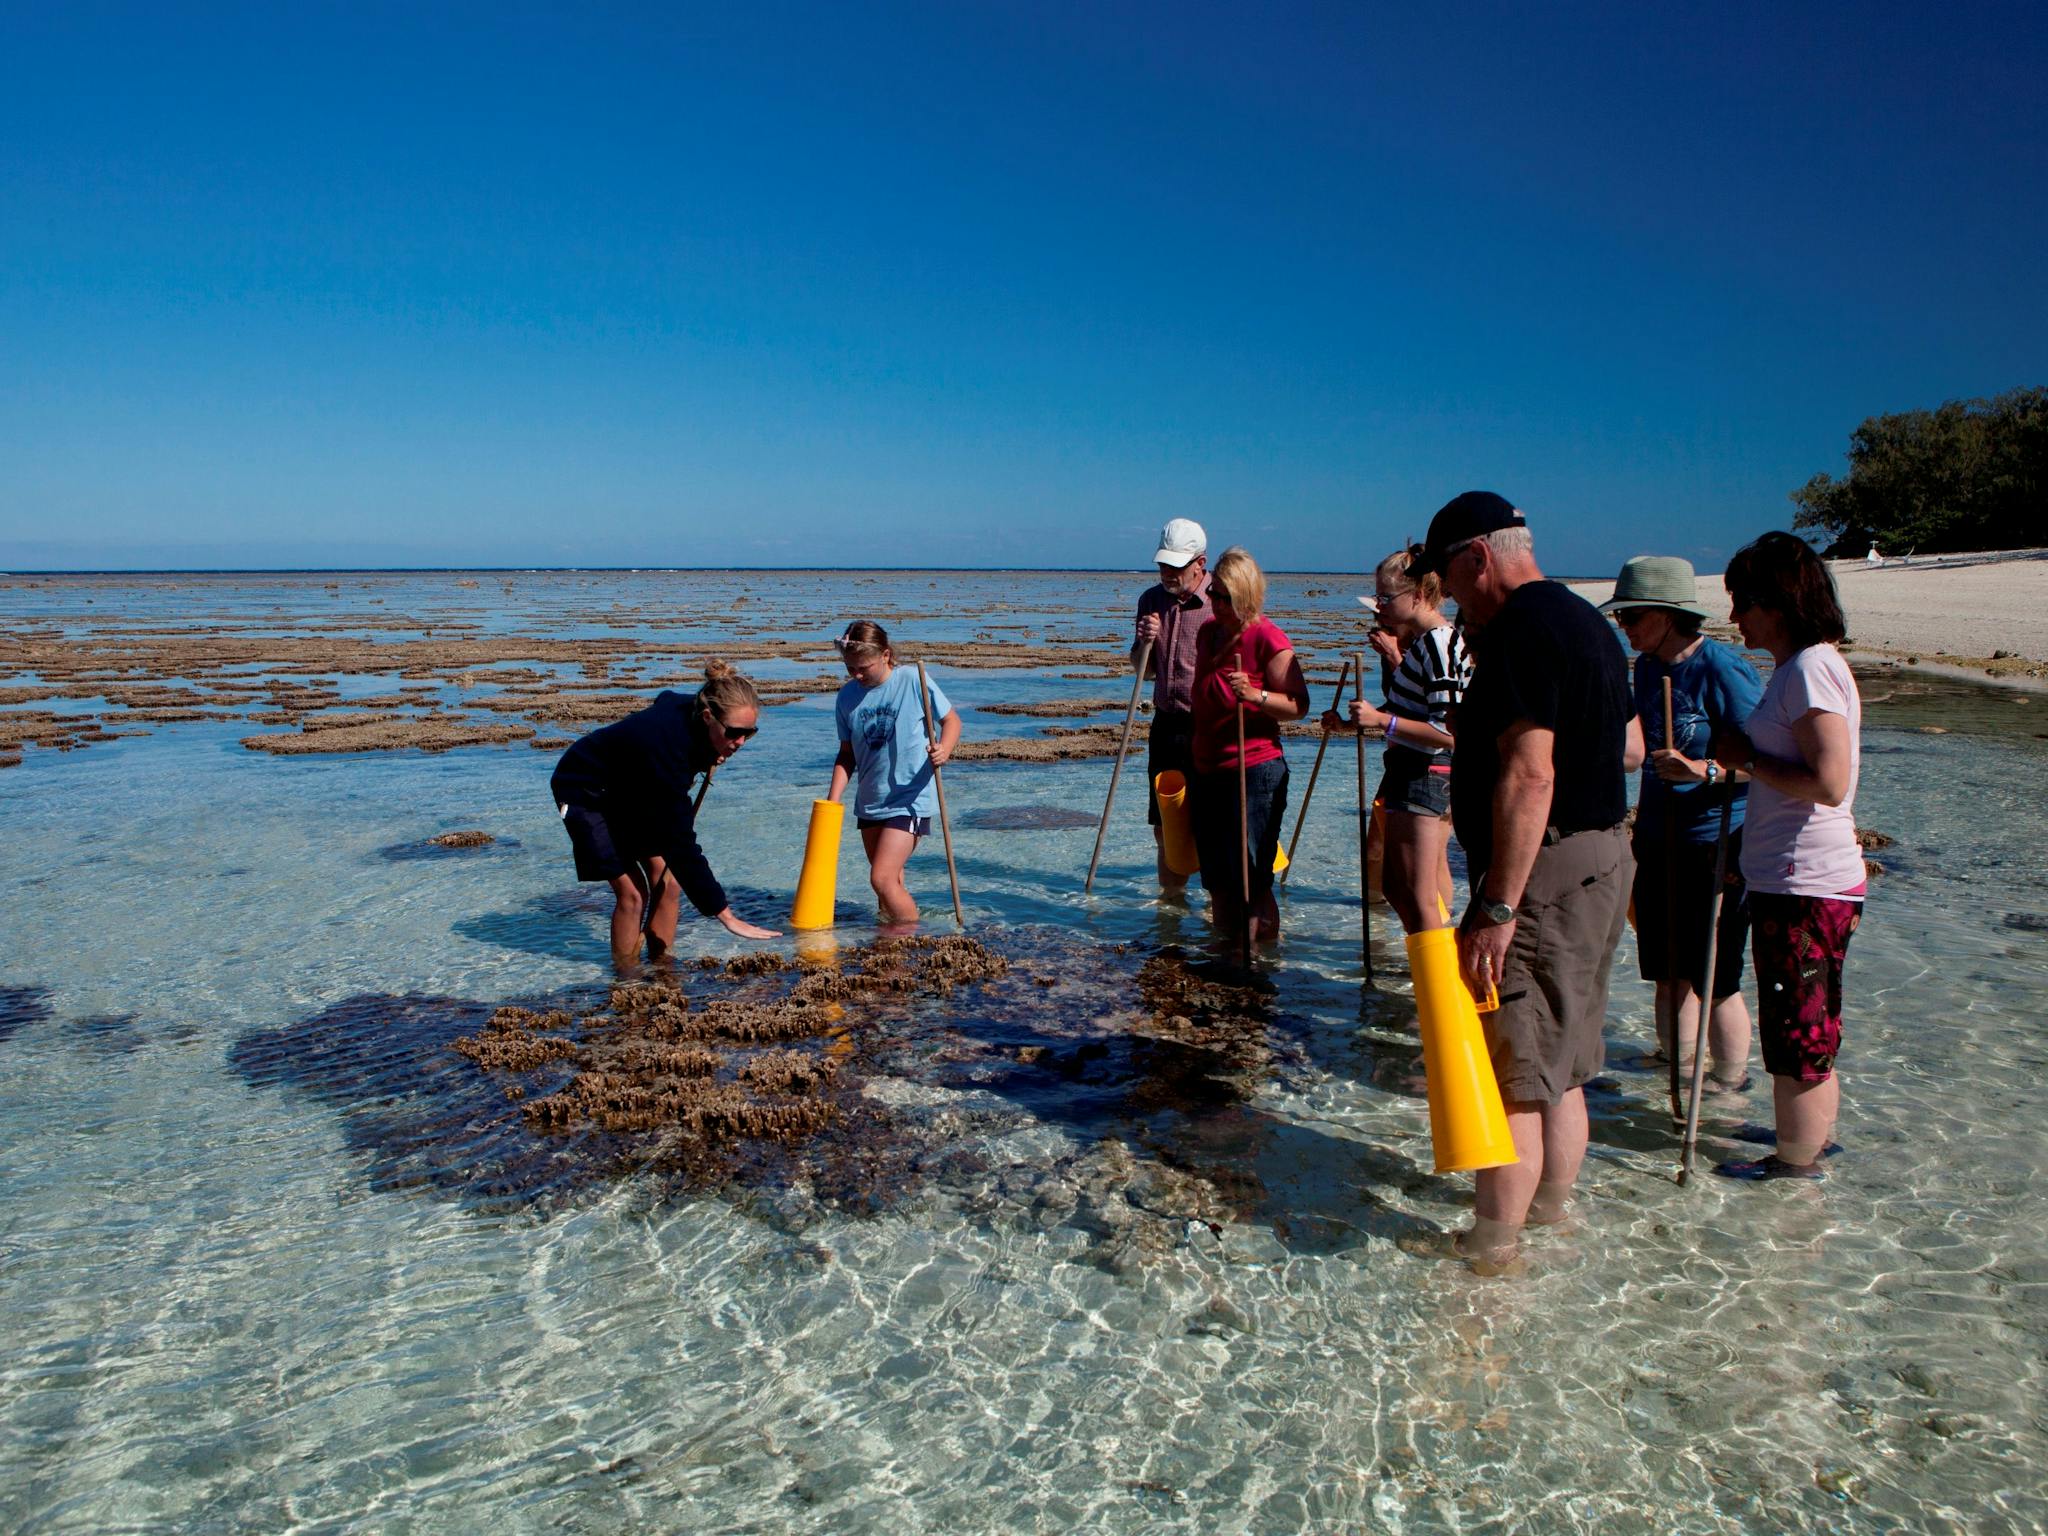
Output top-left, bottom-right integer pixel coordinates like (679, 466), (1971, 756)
(1154, 518), (1207, 568)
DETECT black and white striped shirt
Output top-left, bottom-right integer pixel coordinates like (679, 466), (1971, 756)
(1386, 624), (1470, 764)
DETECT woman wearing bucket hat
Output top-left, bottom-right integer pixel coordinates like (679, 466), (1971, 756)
(1601, 556), (1764, 1096)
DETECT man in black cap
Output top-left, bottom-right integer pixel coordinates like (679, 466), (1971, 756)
(1417, 492), (1643, 1268)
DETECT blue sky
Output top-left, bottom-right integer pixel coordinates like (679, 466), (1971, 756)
(3, 2), (2043, 574)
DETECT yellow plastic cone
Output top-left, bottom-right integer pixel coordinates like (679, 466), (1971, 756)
(1154, 770), (1200, 877)
(1404, 927), (1518, 1172)
(790, 799), (845, 929)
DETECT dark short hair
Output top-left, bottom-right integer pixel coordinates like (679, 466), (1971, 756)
(1669, 611), (1705, 639)
(1724, 531), (1845, 649)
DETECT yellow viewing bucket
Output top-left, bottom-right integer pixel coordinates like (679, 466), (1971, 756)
(790, 799), (845, 929)
(1403, 926), (1518, 1172)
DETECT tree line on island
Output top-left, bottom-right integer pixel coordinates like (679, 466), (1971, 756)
(1793, 385), (2045, 557)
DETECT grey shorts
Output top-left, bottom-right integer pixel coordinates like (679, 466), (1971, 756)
(1477, 824), (1632, 1106)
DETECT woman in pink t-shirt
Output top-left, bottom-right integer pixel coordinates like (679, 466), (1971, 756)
(1709, 532), (1864, 1181)
(1190, 547), (1310, 945)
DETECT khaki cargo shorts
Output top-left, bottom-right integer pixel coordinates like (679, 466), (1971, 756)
(1481, 824), (1632, 1106)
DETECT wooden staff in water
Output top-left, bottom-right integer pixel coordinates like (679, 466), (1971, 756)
(917, 659), (966, 927)
(1281, 659), (1354, 881)
(1236, 658), (1252, 969)
(1085, 639), (1152, 894)
(1663, 675), (1680, 1121)
(1355, 649), (1373, 983)
(1678, 787), (1737, 1184)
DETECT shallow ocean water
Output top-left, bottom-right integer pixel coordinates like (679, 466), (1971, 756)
(3, 572), (2046, 1533)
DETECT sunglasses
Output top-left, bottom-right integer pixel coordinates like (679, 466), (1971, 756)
(709, 712), (759, 741)
(1613, 607), (1656, 627)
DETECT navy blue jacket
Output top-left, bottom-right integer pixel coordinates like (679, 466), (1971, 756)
(550, 690), (726, 917)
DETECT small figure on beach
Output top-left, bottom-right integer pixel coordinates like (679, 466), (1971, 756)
(1131, 518), (1213, 894)
(827, 620), (963, 927)
(1423, 492), (1644, 1267)
(1602, 555), (1763, 1095)
(1189, 548), (1309, 946)
(1320, 543), (1470, 934)
(1866, 543), (1884, 568)
(549, 660), (782, 967)
(1709, 532), (1865, 1180)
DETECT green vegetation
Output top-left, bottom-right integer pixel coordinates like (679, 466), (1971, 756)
(1792, 387), (2046, 556)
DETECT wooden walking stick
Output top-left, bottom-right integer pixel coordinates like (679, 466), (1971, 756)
(1085, 638), (1152, 894)
(1354, 650), (1373, 983)
(1236, 657), (1252, 971)
(693, 766), (716, 813)
(916, 659), (966, 927)
(1662, 675), (1681, 1121)
(1281, 658), (1354, 882)
(1678, 786), (1736, 1185)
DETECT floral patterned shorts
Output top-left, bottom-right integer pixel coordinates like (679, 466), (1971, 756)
(1750, 892), (1862, 1083)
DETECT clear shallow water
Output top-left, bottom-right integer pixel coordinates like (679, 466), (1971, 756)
(3, 574), (2047, 1533)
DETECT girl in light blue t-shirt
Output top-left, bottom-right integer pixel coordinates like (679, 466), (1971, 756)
(827, 620), (963, 926)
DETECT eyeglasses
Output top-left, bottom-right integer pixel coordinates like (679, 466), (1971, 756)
(709, 712), (759, 741)
(1441, 537), (1480, 567)
(1613, 607), (1654, 627)
(1374, 589), (1405, 605)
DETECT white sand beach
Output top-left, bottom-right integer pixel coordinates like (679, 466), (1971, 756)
(1566, 548), (2048, 684)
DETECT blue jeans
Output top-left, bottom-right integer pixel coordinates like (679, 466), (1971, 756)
(1192, 756), (1289, 920)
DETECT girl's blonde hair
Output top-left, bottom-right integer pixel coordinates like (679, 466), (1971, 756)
(834, 618), (891, 663)
(1376, 544), (1443, 608)
(700, 658), (760, 717)
(1209, 547), (1266, 622)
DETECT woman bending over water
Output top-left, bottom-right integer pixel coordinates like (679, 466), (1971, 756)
(550, 659), (782, 967)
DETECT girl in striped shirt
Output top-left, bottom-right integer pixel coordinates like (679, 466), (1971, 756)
(1322, 545), (1472, 933)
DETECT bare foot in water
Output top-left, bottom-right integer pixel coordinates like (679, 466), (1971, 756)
(1452, 1226), (1525, 1276)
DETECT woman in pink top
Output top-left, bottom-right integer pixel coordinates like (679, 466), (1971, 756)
(1709, 532), (1864, 1180)
(1190, 547), (1310, 945)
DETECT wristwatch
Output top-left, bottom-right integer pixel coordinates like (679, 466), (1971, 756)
(1704, 760), (1720, 786)
(1257, 689), (1268, 708)
(1466, 885), (1516, 928)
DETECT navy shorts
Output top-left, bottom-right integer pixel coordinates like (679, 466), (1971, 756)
(1376, 751), (1451, 818)
(858, 815), (932, 837)
(558, 801), (637, 882)
(1631, 828), (1750, 999)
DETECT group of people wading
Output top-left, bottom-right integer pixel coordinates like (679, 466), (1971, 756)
(548, 491), (1866, 1268)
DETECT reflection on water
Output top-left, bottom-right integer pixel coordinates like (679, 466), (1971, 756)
(2, 574), (2046, 1532)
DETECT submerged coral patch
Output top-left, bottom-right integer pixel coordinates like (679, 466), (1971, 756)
(958, 804), (1103, 830)
(380, 830), (519, 861)
(0, 985), (54, 1044)
(228, 929), (1327, 1259)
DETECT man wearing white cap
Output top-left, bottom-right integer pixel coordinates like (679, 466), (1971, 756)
(1132, 518), (1212, 891)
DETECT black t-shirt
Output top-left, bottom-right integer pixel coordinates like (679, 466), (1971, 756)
(1450, 581), (1633, 878)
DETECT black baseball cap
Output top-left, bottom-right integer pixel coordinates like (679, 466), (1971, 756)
(1415, 491), (1526, 575)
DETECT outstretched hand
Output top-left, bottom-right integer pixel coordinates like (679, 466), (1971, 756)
(718, 909), (783, 940)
